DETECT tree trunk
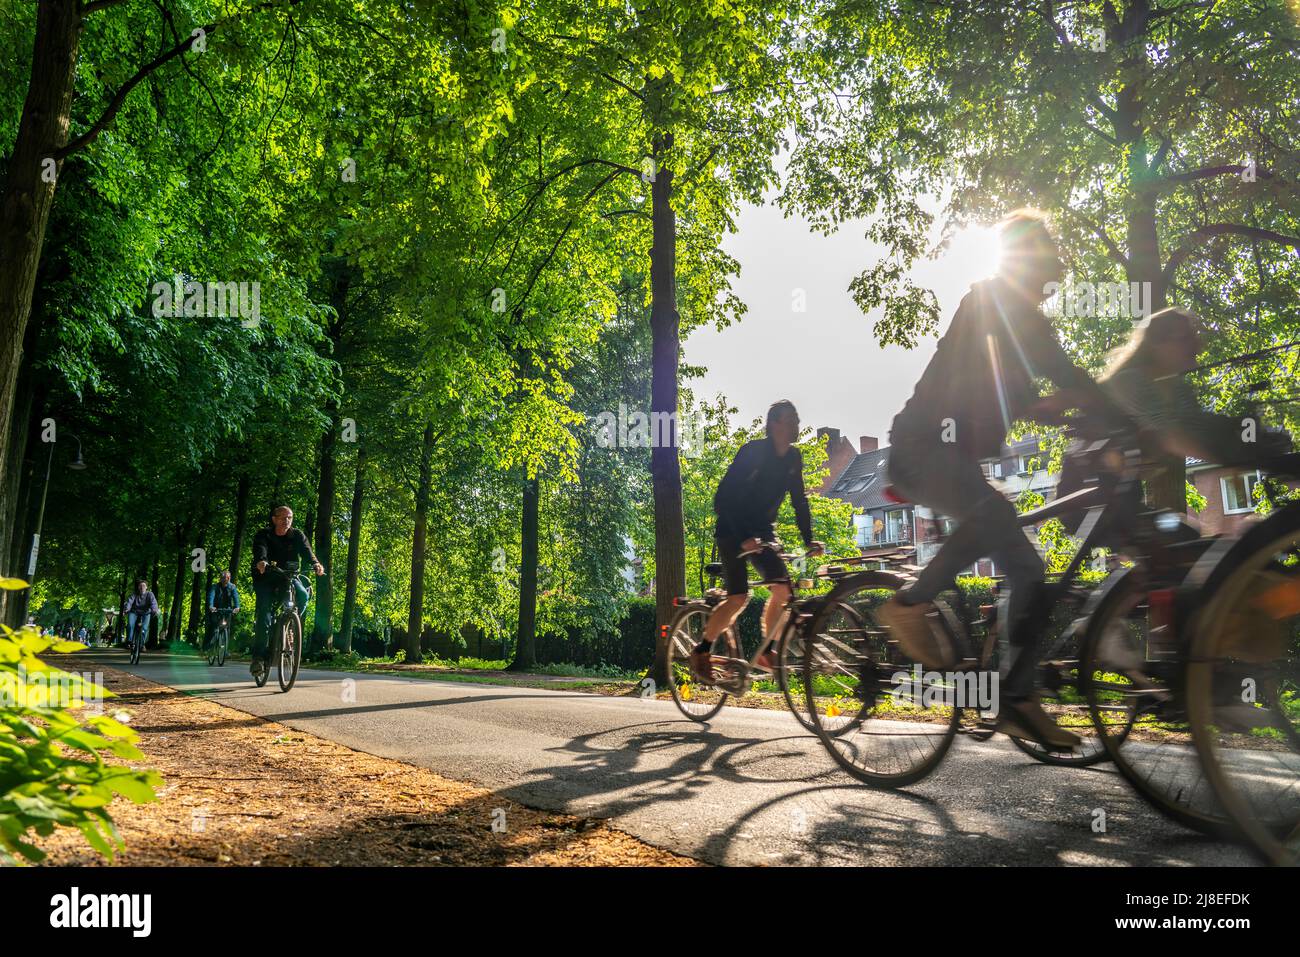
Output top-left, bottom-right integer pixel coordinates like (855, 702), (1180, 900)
(405, 424), (435, 661)
(167, 521), (190, 645)
(311, 403), (339, 651)
(648, 131), (685, 687)
(339, 444), (366, 655)
(228, 471), (250, 582)
(115, 564), (128, 641)
(0, 0), (81, 552)
(509, 473), (539, 671)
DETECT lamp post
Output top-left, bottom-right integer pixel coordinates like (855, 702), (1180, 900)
(18, 432), (86, 625)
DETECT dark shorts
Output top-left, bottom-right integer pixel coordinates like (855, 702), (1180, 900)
(717, 536), (790, 596)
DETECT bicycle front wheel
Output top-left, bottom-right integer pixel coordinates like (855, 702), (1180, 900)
(779, 600), (871, 737)
(277, 612), (302, 692)
(1185, 511), (1300, 864)
(801, 571), (959, 787)
(1080, 568), (1231, 837)
(130, 629), (142, 665)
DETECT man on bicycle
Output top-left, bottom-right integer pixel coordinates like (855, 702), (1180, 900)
(878, 209), (1134, 750)
(250, 506), (324, 680)
(122, 579), (158, 650)
(204, 568), (242, 651)
(690, 400), (824, 683)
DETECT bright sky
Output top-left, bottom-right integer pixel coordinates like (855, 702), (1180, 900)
(685, 199), (1001, 450)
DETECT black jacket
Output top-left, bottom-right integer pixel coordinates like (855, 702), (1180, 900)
(891, 278), (1123, 457)
(251, 526), (319, 583)
(714, 437), (813, 546)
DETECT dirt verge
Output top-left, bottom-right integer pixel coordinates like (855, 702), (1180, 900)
(34, 659), (698, 867)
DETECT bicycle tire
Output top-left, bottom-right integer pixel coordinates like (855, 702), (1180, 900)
(778, 599), (870, 737)
(277, 611), (302, 692)
(666, 603), (734, 721)
(217, 628), (228, 667)
(1184, 504), (1300, 864)
(1080, 566), (1233, 837)
(801, 570), (959, 787)
(129, 625), (142, 665)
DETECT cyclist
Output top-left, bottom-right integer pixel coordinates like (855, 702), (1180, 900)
(250, 505), (323, 680)
(877, 209), (1134, 750)
(689, 400), (824, 683)
(122, 579), (159, 652)
(204, 568), (242, 651)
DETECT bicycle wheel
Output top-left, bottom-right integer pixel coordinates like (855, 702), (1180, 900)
(277, 611), (302, 692)
(129, 626), (142, 665)
(1001, 601), (1115, 767)
(206, 625), (219, 666)
(253, 631), (271, 688)
(801, 571), (959, 787)
(1186, 509), (1300, 864)
(1080, 567), (1231, 836)
(665, 603), (737, 721)
(779, 599), (871, 737)
(216, 625), (228, 667)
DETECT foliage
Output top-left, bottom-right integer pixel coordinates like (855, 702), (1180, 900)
(0, 607), (159, 864)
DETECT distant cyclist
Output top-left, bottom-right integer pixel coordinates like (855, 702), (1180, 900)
(250, 506), (323, 680)
(204, 568), (242, 651)
(690, 400), (824, 683)
(122, 579), (159, 650)
(878, 209), (1135, 750)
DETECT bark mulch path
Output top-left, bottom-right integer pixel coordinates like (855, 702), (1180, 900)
(35, 659), (698, 867)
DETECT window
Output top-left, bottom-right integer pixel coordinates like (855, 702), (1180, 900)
(1017, 454), (1039, 475)
(1221, 471), (1261, 514)
(980, 461), (1003, 479)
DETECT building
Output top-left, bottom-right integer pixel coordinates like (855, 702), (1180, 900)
(1187, 459), (1300, 535)
(819, 428), (1059, 576)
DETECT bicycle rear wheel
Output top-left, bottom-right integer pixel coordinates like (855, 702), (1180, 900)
(801, 571), (959, 787)
(1185, 512), (1300, 864)
(277, 612), (302, 692)
(1080, 567), (1231, 836)
(666, 603), (737, 721)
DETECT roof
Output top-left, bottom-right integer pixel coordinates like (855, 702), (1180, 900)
(824, 446), (904, 511)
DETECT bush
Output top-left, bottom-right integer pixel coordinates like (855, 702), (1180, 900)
(0, 607), (161, 864)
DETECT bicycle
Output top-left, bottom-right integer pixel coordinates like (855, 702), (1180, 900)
(254, 562), (308, 692)
(798, 429), (1168, 786)
(126, 614), (147, 665)
(664, 541), (873, 734)
(207, 607), (235, 667)
(1175, 453), (1300, 863)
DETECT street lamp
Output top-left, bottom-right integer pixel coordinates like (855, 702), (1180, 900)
(18, 431), (86, 624)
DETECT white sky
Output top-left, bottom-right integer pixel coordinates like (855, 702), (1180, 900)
(685, 199), (1001, 450)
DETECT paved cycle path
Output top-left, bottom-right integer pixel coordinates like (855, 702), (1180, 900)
(86, 648), (1256, 866)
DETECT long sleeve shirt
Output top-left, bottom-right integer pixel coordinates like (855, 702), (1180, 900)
(207, 581), (242, 611)
(251, 526), (319, 583)
(714, 437), (814, 547)
(891, 277), (1129, 456)
(123, 591), (159, 615)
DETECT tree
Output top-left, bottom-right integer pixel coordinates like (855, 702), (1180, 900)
(789, 0), (1300, 508)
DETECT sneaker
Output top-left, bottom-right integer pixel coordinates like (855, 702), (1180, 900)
(755, 650), (779, 672)
(688, 648), (715, 684)
(250, 657), (266, 680)
(875, 596), (957, 669)
(997, 698), (1081, 751)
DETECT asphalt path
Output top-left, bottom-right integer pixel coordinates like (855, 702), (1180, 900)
(83, 648), (1259, 866)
